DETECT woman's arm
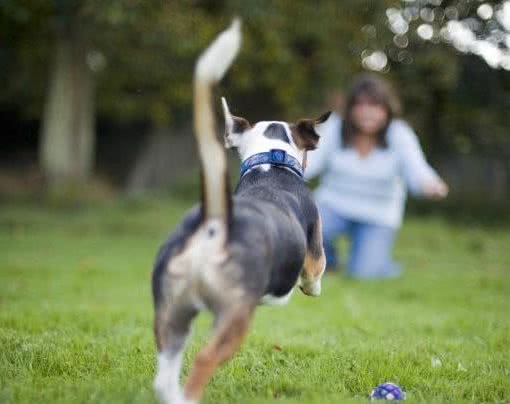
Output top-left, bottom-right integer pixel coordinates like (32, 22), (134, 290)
(390, 120), (448, 199)
(304, 114), (340, 179)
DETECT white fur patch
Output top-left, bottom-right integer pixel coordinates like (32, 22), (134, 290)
(222, 97), (308, 173)
(168, 219), (226, 272)
(154, 352), (185, 404)
(165, 219), (229, 311)
(195, 19), (241, 82)
(304, 279), (321, 296)
(298, 274), (323, 297)
(221, 97), (234, 139)
(260, 288), (294, 305)
(239, 122), (300, 159)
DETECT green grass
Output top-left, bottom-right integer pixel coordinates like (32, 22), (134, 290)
(1, 198), (509, 403)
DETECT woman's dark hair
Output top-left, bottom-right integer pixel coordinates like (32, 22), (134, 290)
(341, 74), (401, 148)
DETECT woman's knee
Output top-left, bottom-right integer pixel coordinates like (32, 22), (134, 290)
(347, 224), (400, 278)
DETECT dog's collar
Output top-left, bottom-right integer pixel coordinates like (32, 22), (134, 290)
(240, 149), (304, 178)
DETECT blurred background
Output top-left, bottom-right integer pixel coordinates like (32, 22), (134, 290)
(1, 0), (509, 218)
(1, 3), (509, 402)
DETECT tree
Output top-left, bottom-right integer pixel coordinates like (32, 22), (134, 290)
(1, 0), (509, 196)
(1, 0), (168, 193)
(39, 2), (95, 191)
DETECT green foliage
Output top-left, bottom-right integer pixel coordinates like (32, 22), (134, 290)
(0, 0), (394, 124)
(0, 199), (509, 403)
(1, 0), (509, 157)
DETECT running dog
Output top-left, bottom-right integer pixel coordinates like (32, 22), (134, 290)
(152, 19), (329, 404)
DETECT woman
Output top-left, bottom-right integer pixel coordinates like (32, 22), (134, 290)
(306, 74), (448, 278)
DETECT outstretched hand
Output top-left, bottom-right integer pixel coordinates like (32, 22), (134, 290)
(423, 177), (449, 199)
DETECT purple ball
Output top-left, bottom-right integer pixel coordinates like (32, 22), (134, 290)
(370, 382), (406, 400)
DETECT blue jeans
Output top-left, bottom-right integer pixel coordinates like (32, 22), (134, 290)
(319, 203), (401, 279)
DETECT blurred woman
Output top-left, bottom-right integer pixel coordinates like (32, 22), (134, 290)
(306, 74), (448, 278)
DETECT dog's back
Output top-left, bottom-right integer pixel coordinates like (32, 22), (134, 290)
(233, 167), (320, 299)
(153, 165), (318, 311)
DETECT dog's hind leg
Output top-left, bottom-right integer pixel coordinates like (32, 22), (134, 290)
(154, 305), (197, 404)
(183, 303), (255, 402)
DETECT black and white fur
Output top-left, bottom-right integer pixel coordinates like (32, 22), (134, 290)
(152, 19), (329, 404)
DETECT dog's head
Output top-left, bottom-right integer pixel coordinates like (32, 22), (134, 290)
(222, 97), (330, 169)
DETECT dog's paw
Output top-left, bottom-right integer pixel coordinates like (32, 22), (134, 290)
(154, 377), (184, 404)
(299, 279), (321, 297)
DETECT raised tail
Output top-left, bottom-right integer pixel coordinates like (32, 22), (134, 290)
(193, 19), (241, 225)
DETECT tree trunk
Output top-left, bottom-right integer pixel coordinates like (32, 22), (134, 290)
(39, 32), (95, 193)
(126, 127), (198, 195)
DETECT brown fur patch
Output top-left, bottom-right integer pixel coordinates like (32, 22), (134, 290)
(291, 112), (331, 151)
(291, 123), (319, 151)
(184, 305), (254, 401)
(232, 116), (251, 133)
(303, 248), (326, 281)
(302, 216), (326, 280)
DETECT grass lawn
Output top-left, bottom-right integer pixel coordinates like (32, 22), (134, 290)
(1, 198), (509, 403)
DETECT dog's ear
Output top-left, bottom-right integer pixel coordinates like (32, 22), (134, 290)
(291, 111), (331, 151)
(221, 97), (251, 148)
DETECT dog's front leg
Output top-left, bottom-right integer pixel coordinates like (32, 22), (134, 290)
(299, 248), (326, 296)
(299, 217), (326, 296)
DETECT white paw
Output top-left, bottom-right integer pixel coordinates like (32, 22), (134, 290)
(299, 278), (321, 296)
(154, 377), (184, 404)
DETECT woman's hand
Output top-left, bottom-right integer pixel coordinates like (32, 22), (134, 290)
(422, 177), (449, 199)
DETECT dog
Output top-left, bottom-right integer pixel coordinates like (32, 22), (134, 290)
(152, 19), (330, 404)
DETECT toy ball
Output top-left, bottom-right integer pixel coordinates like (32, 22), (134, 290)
(370, 382), (406, 400)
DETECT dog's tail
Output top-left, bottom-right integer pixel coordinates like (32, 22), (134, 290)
(193, 19), (241, 226)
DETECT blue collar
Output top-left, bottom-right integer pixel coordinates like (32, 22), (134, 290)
(240, 149), (304, 178)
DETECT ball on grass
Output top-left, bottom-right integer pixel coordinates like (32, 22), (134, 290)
(370, 382), (406, 400)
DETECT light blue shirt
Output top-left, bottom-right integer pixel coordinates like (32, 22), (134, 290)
(306, 113), (439, 228)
